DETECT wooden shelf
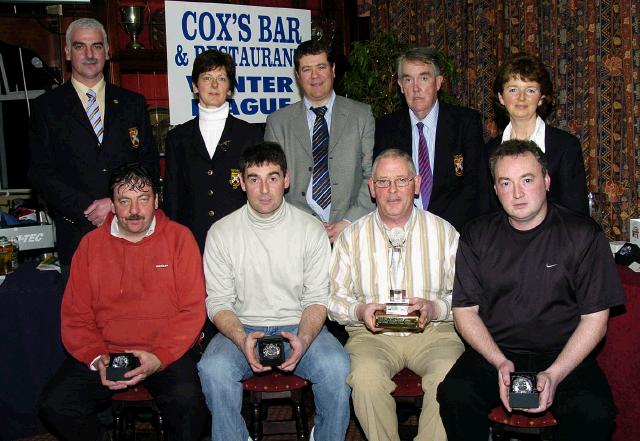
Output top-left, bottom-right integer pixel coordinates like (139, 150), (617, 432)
(112, 49), (167, 72)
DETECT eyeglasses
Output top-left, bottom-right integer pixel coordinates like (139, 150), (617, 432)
(373, 177), (415, 188)
(199, 75), (228, 84)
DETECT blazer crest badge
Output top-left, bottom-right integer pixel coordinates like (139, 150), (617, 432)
(453, 154), (464, 176)
(218, 139), (232, 152)
(229, 168), (241, 189)
(128, 127), (140, 148)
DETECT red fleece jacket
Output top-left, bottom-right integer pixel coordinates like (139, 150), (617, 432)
(61, 209), (206, 368)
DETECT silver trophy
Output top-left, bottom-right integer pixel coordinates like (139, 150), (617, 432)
(121, 6), (145, 50)
(374, 228), (420, 330)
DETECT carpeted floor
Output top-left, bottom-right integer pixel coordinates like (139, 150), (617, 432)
(14, 406), (370, 441)
(13, 401), (421, 441)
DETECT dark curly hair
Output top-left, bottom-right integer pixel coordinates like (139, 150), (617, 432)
(493, 53), (554, 126)
(109, 163), (159, 200)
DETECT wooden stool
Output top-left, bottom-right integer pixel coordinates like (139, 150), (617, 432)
(243, 371), (309, 441)
(489, 405), (557, 441)
(391, 368), (424, 438)
(111, 385), (165, 441)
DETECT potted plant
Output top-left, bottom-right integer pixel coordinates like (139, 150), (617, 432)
(339, 32), (459, 118)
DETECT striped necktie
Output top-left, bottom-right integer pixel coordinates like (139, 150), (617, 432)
(416, 122), (433, 209)
(311, 106), (330, 209)
(86, 89), (104, 143)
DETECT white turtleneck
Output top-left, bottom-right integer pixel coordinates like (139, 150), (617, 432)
(198, 102), (229, 159)
(203, 200), (331, 326)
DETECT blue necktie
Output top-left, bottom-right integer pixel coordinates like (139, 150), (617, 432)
(86, 89), (104, 143)
(311, 106), (330, 209)
(417, 122), (433, 209)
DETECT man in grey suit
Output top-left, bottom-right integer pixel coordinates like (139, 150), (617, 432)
(265, 40), (375, 243)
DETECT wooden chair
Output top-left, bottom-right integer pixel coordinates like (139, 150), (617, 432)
(391, 368), (424, 439)
(243, 370), (309, 441)
(489, 405), (557, 441)
(111, 385), (165, 441)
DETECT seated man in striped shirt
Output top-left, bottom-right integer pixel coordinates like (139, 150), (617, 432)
(328, 148), (463, 441)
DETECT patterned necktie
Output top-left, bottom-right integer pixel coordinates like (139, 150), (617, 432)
(86, 89), (104, 143)
(416, 122), (433, 209)
(311, 106), (331, 209)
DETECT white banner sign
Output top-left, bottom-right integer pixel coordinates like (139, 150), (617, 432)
(165, 1), (311, 125)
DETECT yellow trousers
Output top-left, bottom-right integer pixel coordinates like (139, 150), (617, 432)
(345, 323), (464, 441)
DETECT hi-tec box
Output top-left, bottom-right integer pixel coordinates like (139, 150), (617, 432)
(0, 224), (55, 251)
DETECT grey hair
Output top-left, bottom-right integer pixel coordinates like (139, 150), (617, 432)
(66, 18), (109, 51)
(372, 148), (417, 177)
(396, 47), (441, 79)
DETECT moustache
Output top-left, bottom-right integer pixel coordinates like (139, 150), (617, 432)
(126, 215), (144, 221)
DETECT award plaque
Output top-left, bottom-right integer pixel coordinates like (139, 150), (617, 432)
(509, 372), (539, 408)
(257, 336), (285, 366)
(106, 353), (140, 381)
(374, 289), (420, 330)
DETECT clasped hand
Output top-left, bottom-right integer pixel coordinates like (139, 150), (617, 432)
(357, 298), (435, 332)
(497, 360), (559, 413)
(242, 331), (310, 373)
(97, 350), (163, 390)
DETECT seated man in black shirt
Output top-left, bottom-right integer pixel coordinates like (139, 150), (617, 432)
(436, 139), (625, 441)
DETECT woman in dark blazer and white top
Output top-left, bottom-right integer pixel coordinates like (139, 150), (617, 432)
(164, 49), (263, 251)
(485, 53), (589, 215)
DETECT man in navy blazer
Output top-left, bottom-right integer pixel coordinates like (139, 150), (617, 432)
(28, 18), (158, 266)
(375, 48), (486, 231)
(265, 40), (375, 243)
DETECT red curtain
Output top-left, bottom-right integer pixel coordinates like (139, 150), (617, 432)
(372, 0), (639, 240)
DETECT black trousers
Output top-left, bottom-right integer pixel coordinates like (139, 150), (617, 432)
(39, 352), (208, 441)
(437, 347), (616, 441)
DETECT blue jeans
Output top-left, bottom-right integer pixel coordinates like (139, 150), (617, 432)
(198, 325), (351, 441)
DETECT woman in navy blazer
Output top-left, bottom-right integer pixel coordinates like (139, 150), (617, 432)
(485, 53), (589, 215)
(163, 50), (262, 251)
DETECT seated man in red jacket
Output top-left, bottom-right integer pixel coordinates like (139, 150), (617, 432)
(39, 163), (207, 441)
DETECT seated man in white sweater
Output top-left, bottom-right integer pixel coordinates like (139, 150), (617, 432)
(197, 141), (351, 441)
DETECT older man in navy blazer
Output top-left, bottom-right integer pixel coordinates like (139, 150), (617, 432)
(28, 18), (158, 266)
(265, 40), (375, 243)
(375, 48), (486, 231)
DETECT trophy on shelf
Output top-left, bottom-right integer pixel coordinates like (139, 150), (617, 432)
(374, 228), (420, 331)
(121, 6), (145, 50)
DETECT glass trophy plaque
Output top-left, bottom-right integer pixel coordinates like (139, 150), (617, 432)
(374, 227), (420, 331)
(374, 289), (420, 330)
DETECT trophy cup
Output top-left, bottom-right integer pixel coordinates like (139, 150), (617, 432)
(121, 6), (145, 50)
(374, 228), (420, 331)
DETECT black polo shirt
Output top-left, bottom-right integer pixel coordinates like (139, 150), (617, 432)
(453, 203), (625, 353)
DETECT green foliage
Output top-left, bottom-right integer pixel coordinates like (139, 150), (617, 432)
(339, 32), (408, 119)
(339, 32), (460, 118)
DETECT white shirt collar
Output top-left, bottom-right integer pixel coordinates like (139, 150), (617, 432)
(501, 116), (546, 152)
(303, 90), (336, 113)
(408, 100), (439, 128)
(110, 215), (156, 240)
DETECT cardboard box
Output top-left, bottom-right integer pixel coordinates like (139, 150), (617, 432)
(0, 224), (55, 251)
(631, 219), (640, 247)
